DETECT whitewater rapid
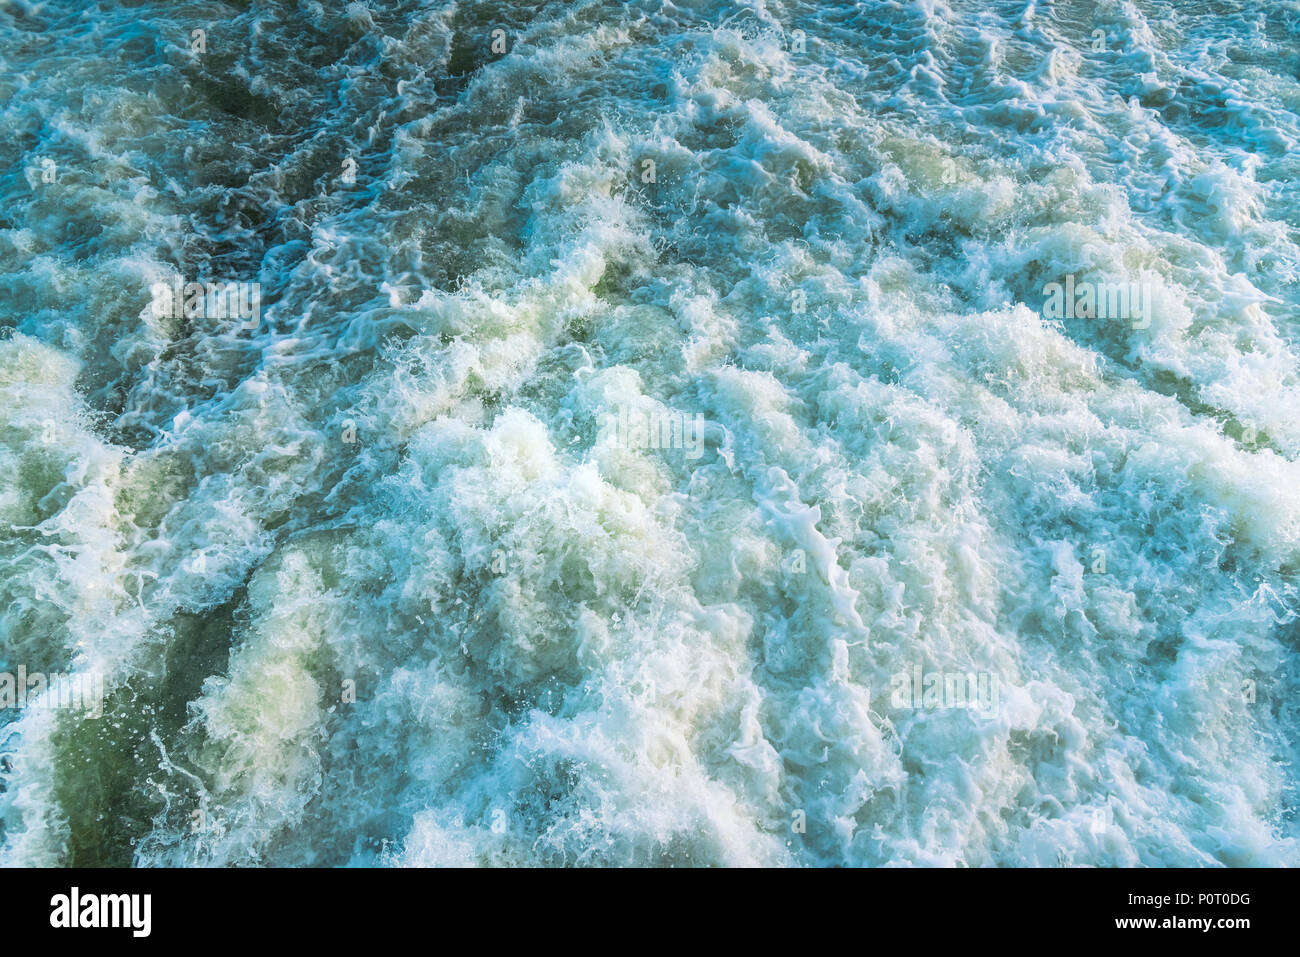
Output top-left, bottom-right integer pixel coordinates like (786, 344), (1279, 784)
(1, 0), (1297, 866)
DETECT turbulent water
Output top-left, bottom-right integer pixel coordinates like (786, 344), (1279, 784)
(1, 0), (1298, 867)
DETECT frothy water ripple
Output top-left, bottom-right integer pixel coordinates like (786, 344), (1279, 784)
(0, 0), (1297, 866)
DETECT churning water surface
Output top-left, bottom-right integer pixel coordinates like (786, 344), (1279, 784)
(1, 0), (1298, 866)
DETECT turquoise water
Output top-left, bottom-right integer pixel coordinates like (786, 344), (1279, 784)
(1, 0), (1297, 866)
